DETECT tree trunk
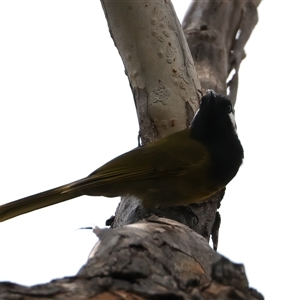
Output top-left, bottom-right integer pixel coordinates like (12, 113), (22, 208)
(0, 1), (263, 299)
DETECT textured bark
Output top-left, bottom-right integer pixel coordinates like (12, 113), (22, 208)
(182, 0), (260, 104)
(100, 0), (201, 143)
(0, 218), (263, 300)
(101, 0), (222, 253)
(0, 1), (263, 299)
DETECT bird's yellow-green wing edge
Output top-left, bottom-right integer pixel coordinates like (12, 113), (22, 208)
(67, 130), (210, 191)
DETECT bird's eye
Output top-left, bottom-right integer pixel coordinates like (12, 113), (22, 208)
(226, 104), (232, 113)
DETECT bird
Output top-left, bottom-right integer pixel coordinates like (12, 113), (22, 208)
(0, 91), (243, 222)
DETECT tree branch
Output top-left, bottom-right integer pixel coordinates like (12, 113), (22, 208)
(182, 0), (260, 104)
(0, 1), (264, 298)
(0, 218), (263, 300)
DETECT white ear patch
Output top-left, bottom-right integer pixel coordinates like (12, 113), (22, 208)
(229, 112), (237, 131)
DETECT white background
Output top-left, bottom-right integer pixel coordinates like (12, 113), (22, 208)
(0, 1), (299, 299)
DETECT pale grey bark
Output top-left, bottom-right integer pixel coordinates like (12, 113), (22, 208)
(101, 0), (201, 144)
(183, 0), (260, 105)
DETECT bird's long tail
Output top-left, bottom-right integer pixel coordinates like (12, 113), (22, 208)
(0, 180), (84, 222)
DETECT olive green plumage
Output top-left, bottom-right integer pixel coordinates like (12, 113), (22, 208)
(0, 91), (244, 222)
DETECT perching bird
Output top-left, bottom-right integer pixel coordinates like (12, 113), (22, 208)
(0, 91), (243, 222)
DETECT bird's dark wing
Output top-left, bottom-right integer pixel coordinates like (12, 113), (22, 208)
(65, 129), (210, 192)
(0, 129), (209, 222)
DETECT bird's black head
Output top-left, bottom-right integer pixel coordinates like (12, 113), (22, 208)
(190, 90), (244, 184)
(190, 90), (237, 142)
